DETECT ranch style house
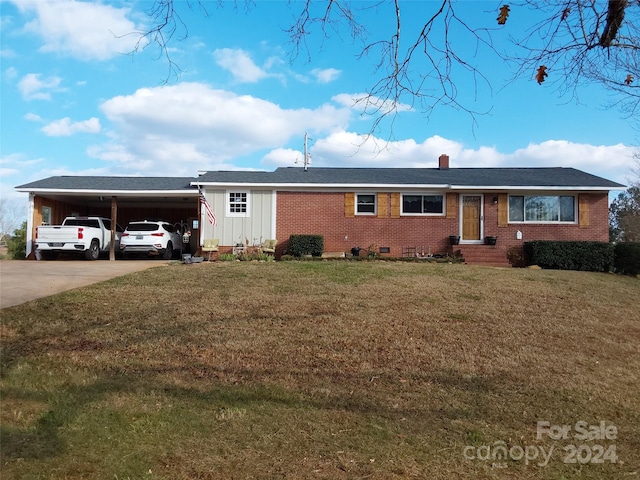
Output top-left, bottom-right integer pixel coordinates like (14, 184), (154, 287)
(16, 155), (625, 266)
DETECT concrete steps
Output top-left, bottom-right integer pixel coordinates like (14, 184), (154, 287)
(453, 244), (511, 267)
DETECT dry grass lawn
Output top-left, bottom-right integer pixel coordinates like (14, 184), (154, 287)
(1, 261), (639, 479)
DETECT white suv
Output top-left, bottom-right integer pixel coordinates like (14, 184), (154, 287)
(120, 220), (182, 259)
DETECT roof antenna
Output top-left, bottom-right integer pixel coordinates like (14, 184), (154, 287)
(295, 132), (312, 171)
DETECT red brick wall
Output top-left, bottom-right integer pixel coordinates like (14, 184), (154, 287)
(493, 192), (610, 252)
(277, 191), (458, 256)
(276, 191), (610, 258)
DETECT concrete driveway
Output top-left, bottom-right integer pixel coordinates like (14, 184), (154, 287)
(0, 259), (165, 309)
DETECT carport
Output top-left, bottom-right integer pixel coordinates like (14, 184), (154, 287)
(15, 176), (200, 260)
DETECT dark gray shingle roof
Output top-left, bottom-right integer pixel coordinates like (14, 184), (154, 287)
(197, 167), (624, 188)
(16, 176), (198, 191)
(16, 167), (624, 192)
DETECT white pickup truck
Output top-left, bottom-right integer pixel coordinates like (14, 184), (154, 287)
(35, 216), (123, 260)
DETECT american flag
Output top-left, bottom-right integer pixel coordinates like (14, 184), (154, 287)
(200, 194), (216, 226)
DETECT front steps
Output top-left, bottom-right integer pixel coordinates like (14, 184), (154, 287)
(452, 244), (512, 267)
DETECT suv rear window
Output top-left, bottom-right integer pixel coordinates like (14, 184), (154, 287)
(126, 223), (161, 232)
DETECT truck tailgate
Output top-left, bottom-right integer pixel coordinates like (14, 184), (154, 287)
(37, 226), (81, 242)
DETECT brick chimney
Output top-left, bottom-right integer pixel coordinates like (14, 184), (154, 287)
(438, 154), (450, 169)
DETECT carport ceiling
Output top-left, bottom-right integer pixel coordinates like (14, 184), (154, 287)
(35, 193), (198, 209)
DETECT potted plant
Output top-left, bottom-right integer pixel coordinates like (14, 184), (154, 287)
(449, 235), (461, 245)
(485, 236), (498, 245)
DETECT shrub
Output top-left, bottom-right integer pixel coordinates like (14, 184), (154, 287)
(507, 245), (526, 267)
(237, 251), (275, 262)
(523, 241), (613, 272)
(7, 221), (27, 260)
(218, 253), (237, 261)
(614, 242), (640, 275)
(287, 234), (324, 257)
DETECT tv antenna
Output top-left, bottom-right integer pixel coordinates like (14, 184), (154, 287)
(295, 132), (312, 171)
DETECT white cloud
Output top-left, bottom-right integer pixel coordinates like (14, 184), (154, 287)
(213, 48), (268, 83)
(0, 168), (20, 177)
(332, 92), (412, 115)
(86, 81), (634, 183)
(41, 117), (101, 136)
(311, 68), (341, 84)
(261, 148), (303, 167)
(511, 140), (631, 169)
(0, 153), (45, 202)
(308, 131), (446, 168)
(96, 82), (351, 175)
(18, 73), (62, 100)
(4, 66), (18, 81)
(305, 133), (633, 185)
(0, 152), (45, 169)
(14, 0), (141, 61)
(24, 112), (43, 122)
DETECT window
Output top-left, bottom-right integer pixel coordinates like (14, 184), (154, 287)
(402, 194), (444, 215)
(41, 206), (51, 226)
(508, 195), (576, 223)
(356, 194), (376, 214)
(227, 191), (249, 216)
(65, 218), (100, 228)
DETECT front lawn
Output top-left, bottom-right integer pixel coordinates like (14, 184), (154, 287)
(1, 262), (639, 479)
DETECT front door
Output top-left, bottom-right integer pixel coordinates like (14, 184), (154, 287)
(461, 195), (482, 242)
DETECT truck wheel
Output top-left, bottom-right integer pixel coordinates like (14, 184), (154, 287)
(162, 242), (173, 260)
(85, 240), (100, 260)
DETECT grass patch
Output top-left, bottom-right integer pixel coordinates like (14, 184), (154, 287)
(1, 262), (639, 479)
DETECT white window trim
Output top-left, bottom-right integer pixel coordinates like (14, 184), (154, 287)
(226, 190), (250, 217)
(400, 192), (446, 216)
(355, 192), (377, 215)
(508, 194), (577, 224)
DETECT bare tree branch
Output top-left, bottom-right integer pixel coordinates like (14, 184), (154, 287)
(508, 1), (639, 113)
(134, 0), (640, 131)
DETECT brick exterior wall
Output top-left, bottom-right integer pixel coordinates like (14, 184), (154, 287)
(493, 192), (610, 246)
(276, 191), (610, 259)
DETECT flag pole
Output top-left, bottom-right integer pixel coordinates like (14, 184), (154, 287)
(197, 185), (203, 249)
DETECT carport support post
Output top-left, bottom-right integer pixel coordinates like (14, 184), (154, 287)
(110, 196), (117, 261)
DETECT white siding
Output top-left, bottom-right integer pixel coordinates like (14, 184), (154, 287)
(200, 189), (274, 246)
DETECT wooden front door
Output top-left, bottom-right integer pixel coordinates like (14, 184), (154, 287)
(462, 195), (482, 241)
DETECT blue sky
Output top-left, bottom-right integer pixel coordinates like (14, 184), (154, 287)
(1, 0), (637, 210)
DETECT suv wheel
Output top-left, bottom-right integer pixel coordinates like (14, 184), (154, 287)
(162, 242), (173, 260)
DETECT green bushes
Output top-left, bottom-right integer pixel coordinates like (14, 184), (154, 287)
(7, 221), (27, 260)
(218, 252), (274, 262)
(614, 242), (640, 275)
(286, 234), (324, 257)
(523, 241), (613, 272)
